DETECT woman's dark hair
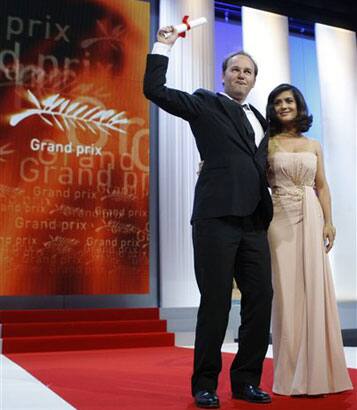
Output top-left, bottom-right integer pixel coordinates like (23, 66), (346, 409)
(266, 83), (313, 137)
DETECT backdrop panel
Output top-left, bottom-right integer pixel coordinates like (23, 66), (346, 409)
(0, 0), (150, 295)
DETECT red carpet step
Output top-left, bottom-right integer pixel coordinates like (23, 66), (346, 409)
(0, 308), (174, 354)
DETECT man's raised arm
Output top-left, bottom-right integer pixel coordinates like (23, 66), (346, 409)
(143, 26), (203, 121)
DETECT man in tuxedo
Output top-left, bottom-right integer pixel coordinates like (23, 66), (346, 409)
(144, 26), (273, 409)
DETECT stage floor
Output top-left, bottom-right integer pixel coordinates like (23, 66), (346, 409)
(1, 343), (356, 409)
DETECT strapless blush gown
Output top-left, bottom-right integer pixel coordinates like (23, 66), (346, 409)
(267, 151), (353, 395)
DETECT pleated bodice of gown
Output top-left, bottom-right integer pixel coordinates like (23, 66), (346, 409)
(267, 151), (352, 395)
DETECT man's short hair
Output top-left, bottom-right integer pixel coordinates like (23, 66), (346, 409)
(222, 51), (258, 77)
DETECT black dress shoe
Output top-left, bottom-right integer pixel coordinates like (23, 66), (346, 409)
(194, 390), (220, 408)
(232, 383), (272, 403)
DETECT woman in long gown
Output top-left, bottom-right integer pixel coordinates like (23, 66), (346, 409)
(266, 83), (353, 395)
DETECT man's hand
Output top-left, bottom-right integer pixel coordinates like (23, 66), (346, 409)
(157, 25), (179, 46)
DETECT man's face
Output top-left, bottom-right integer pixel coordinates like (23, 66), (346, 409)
(222, 55), (256, 103)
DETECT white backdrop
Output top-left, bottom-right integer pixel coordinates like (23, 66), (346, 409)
(158, 0), (215, 307)
(315, 24), (357, 301)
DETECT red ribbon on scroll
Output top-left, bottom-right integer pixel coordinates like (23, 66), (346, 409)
(178, 15), (191, 37)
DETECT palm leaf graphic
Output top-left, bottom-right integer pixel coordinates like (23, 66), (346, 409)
(10, 90), (129, 135)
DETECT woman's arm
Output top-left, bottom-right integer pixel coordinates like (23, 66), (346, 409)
(313, 140), (336, 252)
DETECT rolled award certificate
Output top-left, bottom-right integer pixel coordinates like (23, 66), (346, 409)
(162, 16), (207, 38)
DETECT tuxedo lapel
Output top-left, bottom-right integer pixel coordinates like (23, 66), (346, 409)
(217, 95), (256, 155)
(250, 105), (267, 131)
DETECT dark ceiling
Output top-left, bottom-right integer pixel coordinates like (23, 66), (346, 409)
(223, 0), (356, 31)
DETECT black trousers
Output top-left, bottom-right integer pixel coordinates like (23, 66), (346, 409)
(191, 213), (273, 395)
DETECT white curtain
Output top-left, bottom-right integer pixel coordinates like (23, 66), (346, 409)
(315, 24), (357, 301)
(242, 7), (291, 114)
(158, 0), (215, 307)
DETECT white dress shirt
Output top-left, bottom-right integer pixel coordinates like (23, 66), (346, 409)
(219, 93), (265, 147)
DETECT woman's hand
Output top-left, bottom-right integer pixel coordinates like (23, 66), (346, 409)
(323, 223), (336, 253)
(157, 25), (179, 46)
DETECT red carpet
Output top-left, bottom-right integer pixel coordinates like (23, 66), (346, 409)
(7, 346), (357, 409)
(0, 308), (174, 353)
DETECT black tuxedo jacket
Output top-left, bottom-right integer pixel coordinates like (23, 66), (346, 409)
(144, 54), (273, 227)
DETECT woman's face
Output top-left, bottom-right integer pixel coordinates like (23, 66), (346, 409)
(273, 90), (298, 126)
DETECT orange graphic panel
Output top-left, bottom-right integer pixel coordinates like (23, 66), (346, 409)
(0, 0), (150, 295)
